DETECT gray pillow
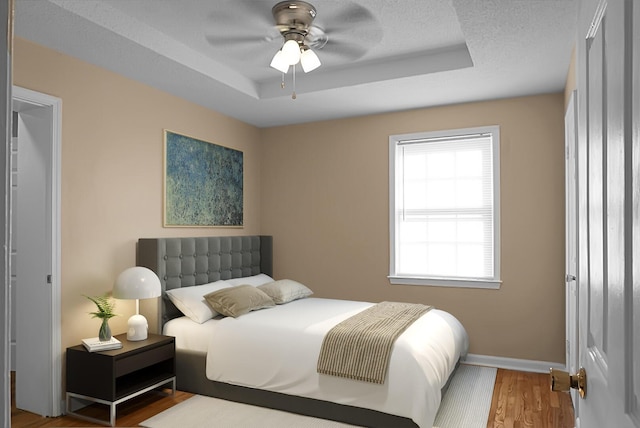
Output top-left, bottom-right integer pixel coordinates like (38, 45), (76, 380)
(204, 284), (275, 317)
(258, 279), (313, 304)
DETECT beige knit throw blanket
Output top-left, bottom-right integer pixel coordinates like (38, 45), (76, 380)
(317, 301), (432, 384)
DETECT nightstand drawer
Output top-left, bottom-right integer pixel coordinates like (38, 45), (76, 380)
(115, 342), (174, 378)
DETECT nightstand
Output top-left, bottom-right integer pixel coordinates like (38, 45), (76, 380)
(66, 333), (176, 426)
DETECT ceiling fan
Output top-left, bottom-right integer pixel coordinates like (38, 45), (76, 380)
(269, 1), (324, 74)
(204, 0), (382, 75)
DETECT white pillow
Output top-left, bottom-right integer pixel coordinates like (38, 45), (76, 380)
(226, 273), (275, 287)
(165, 280), (233, 323)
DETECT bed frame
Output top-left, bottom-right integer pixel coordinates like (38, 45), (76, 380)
(137, 235), (418, 428)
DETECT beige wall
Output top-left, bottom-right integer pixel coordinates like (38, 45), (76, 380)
(14, 37), (566, 365)
(13, 38), (262, 350)
(565, 46), (577, 110)
(261, 94), (566, 363)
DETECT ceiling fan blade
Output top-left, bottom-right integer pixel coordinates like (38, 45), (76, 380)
(204, 33), (277, 49)
(204, 0), (278, 48)
(318, 39), (369, 61)
(318, 2), (378, 28)
(317, 1), (381, 35)
(204, 33), (281, 65)
(312, 1), (382, 59)
(218, 0), (274, 28)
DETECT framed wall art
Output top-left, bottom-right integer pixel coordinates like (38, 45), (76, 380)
(164, 130), (243, 227)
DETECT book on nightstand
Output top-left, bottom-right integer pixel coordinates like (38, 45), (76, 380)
(82, 336), (123, 352)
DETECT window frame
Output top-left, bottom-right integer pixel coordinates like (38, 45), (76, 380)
(388, 126), (501, 289)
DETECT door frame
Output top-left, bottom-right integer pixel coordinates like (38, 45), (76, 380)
(11, 86), (62, 416)
(1, 2), (12, 425)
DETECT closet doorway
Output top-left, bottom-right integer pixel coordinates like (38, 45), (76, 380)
(11, 86), (62, 417)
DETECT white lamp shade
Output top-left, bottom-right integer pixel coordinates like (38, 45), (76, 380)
(300, 48), (321, 73)
(113, 266), (161, 300)
(281, 39), (301, 65)
(270, 50), (290, 73)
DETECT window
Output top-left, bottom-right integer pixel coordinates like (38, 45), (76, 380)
(389, 126), (501, 288)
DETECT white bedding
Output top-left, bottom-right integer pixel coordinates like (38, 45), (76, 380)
(168, 297), (468, 428)
(164, 315), (219, 353)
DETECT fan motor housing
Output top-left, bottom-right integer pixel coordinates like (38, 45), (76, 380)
(272, 1), (317, 34)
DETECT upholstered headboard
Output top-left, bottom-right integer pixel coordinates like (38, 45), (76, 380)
(136, 235), (273, 332)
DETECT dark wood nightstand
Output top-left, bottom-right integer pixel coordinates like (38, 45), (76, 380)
(66, 333), (176, 426)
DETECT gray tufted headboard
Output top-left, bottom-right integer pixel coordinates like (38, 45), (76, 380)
(137, 235), (273, 332)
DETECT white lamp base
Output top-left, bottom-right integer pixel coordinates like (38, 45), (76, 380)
(127, 314), (149, 341)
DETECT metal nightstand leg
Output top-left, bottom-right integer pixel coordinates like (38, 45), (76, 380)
(66, 376), (176, 426)
(67, 392), (118, 427)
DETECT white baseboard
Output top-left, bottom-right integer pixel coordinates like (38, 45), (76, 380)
(462, 353), (565, 374)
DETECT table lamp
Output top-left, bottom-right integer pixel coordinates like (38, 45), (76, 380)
(113, 266), (161, 341)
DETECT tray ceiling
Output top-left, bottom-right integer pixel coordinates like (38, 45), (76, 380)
(15, 0), (578, 127)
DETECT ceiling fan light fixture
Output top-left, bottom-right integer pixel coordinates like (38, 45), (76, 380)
(270, 50), (290, 73)
(300, 46), (321, 72)
(281, 38), (302, 65)
(270, 1), (324, 97)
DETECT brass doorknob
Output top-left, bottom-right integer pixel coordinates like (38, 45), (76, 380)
(550, 367), (587, 398)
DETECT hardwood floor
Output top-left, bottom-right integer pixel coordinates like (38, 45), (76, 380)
(11, 372), (193, 428)
(12, 368), (574, 427)
(486, 369), (575, 428)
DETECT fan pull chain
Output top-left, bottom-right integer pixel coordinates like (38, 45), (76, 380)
(292, 64), (297, 100)
(281, 72), (285, 89)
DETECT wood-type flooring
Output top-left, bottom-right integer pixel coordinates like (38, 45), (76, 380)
(11, 369), (575, 427)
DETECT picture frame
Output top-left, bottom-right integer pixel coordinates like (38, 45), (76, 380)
(163, 130), (243, 227)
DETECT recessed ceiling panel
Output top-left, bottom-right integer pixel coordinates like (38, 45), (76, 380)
(14, 0), (578, 127)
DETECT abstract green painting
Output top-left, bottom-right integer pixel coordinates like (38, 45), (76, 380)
(164, 130), (243, 227)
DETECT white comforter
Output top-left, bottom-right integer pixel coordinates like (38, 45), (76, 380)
(203, 298), (468, 428)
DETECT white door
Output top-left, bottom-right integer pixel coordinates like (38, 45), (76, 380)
(564, 90), (579, 414)
(574, 1), (639, 427)
(12, 87), (62, 417)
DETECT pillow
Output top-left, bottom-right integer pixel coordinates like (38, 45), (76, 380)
(165, 280), (233, 323)
(258, 279), (313, 305)
(258, 279), (313, 304)
(204, 284), (275, 318)
(226, 273), (275, 287)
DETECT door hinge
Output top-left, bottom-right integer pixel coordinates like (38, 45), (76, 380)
(47, 274), (52, 284)
(565, 274), (576, 282)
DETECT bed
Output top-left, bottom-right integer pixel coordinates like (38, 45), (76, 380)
(137, 236), (469, 428)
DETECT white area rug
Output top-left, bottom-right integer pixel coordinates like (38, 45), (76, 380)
(140, 364), (497, 428)
(433, 364), (497, 428)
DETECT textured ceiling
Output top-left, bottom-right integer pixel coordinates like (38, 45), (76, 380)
(14, 0), (578, 128)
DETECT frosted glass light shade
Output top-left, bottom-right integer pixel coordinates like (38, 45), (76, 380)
(300, 48), (321, 72)
(270, 50), (290, 73)
(281, 39), (301, 65)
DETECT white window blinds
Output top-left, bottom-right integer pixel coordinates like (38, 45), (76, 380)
(389, 127), (500, 287)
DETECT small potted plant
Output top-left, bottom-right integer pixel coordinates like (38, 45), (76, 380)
(85, 294), (117, 341)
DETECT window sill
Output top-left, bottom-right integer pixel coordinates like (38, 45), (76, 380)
(388, 276), (502, 289)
